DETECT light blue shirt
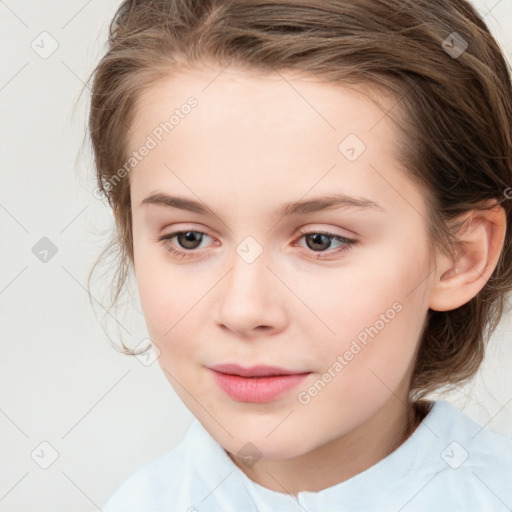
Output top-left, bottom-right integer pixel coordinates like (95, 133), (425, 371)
(103, 400), (512, 511)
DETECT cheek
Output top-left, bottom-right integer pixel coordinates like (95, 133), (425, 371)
(133, 242), (182, 352)
(133, 226), (178, 328)
(296, 248), (425, 336)
(133, 250), (211, 371)
(300, 243), (428, 387)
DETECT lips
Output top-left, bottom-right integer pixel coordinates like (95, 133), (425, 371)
(208, 363), (307, 378)
(208, 363), (311, 403)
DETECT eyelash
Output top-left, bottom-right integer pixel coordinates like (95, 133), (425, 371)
(157, 228), (357, 260)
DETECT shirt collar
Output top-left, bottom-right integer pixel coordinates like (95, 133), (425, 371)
(189, 399), (447, 510)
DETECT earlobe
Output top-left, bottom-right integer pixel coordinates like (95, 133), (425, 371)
(428, 202), (507, 312)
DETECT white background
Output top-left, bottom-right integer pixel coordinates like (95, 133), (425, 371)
(1, 1), (511, 510)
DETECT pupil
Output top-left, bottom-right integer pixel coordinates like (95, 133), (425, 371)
(307, 233), (330, 251)
(179, 231), (202, 249)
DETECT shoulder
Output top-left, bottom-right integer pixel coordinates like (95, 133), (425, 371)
(102, 422), (199, 512)
(431, 399), (512, 463)
(102, 419), (256, 512)
(420, 400), (512, 510)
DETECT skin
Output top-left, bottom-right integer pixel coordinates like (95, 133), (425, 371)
(126, 65), (506, 496)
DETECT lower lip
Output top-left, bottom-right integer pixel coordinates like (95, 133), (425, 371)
(210, 370), (310, 403)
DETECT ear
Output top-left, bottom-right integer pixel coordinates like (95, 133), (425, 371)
(428, 200), (507, 312)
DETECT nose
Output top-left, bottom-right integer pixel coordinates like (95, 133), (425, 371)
(216, 247), (288, 338)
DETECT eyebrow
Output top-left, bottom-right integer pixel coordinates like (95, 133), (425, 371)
(140, 192), (384, 217)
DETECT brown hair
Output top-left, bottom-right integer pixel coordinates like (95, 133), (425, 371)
(84, 0), (512, 402)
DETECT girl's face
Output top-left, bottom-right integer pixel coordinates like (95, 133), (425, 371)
(128, 66), (437, 460)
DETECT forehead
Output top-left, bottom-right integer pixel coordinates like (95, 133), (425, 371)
(126, 66), (424, 220)
(128, 66), (399, 146)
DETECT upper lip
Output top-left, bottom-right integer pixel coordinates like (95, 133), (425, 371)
(208, 363), (310, 378)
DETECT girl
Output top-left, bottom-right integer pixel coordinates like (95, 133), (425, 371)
(85, 0), (512, 510)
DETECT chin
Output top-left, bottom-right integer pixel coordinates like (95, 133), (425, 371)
(209, 419), (314, 461)
(228, 438), (307, 463)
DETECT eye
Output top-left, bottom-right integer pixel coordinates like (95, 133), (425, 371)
(294, 229), (357, 259)
(157, 230), (215, 259)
